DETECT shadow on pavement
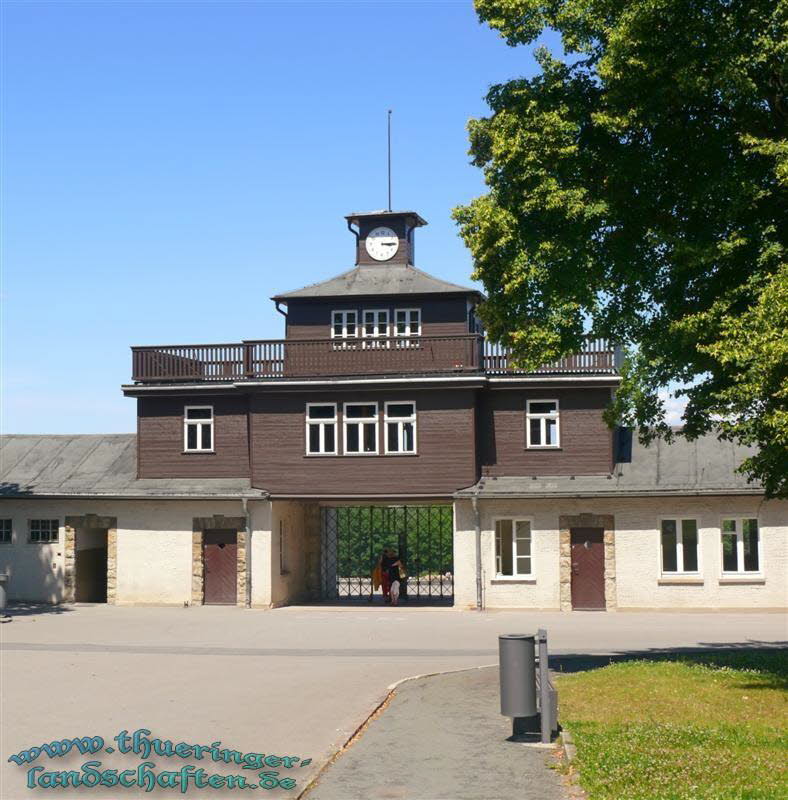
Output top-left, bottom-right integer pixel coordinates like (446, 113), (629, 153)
(3, 602), (73, 617)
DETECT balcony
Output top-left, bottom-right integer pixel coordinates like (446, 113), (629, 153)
(130, 335), (618, 384)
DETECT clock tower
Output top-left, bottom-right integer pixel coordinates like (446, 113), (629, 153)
(345, 210), (427, 267)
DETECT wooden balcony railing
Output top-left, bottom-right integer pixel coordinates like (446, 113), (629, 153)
(130, 335), (618, 383)
(131, 335), (484, 383)
(483, 337), (619, 375)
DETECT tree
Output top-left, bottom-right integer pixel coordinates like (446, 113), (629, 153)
(454, 0), (788, 497)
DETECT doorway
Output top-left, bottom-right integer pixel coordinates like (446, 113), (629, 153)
(203, 530), (238, 605)
(75, 527), (108, 603)
(570, 527), (605, 610)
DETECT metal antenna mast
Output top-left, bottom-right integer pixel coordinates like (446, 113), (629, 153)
(387, 109), (392, 211)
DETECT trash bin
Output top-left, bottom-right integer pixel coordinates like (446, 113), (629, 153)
(499, 633), (537, 719)
(0, 573), (9, 612)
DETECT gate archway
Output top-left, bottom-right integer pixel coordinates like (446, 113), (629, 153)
(319, 505), (453, 604)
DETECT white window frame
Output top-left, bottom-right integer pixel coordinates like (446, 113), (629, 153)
(526, 399), (560, 449)
(0, 519), (12, 544)
(184, 405), (214, 452)
(343, 402), (379, 455)
(305, 403), (338, 456)
(394, 308), (421, 339)
(384, 401), (417, 455)
(29, 519), (59, 544)
(493, 517), (534, 579)
(331, 310), (358, 339)
(362, 309), (390, 349)
(720, 517), (762, 575)
(659, 517), (701, 575)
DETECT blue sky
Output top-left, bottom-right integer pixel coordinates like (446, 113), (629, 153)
(2, 1), (559, 433)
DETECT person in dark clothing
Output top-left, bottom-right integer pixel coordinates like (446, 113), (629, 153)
(381, 548), (405, 606)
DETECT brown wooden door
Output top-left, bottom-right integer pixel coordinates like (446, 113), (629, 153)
(570, 528), (605, 610)
(203, 530), (238, 605)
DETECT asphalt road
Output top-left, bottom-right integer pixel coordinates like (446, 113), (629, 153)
(1, 605), (785, 800)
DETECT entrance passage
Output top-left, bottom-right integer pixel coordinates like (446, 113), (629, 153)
(75, 527), (108, 603)
(203, 530), (238, 605)
(320, 505), (454, 604)
(570, 528), (606, 610)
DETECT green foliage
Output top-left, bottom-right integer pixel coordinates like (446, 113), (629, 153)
(557, 652), (788, 799)
(333, 506), (453, 578)
(455, 0), (788, 496)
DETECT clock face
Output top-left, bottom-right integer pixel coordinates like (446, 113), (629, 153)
(365, 226), (399, 261)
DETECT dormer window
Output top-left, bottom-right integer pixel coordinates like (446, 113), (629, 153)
(184, 406), (214, 452)
(331, 310), (357, 339)
(395, 308), (421, 337)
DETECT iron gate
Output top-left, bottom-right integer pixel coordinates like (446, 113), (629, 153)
(320, 505), (454, 603)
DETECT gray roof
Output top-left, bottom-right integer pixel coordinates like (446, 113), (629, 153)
(0, 435), (266, 499)
(455, 432), (763, 498)
(272, 263), (482, 301)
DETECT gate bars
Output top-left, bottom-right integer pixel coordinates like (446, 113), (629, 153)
(319, 505), (454, 603)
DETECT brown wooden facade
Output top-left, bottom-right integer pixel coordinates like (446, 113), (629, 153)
(126, 208), (621, 495)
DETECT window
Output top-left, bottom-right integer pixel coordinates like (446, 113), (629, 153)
(362, 310), (389, 338)
(29, 519), (58, 544)
(362, 309), (389, 349)
(344, 403), (378, 454)
(331, 310), (357, 339)
(721, 518), (760, 574)
(385, 402), (417, 454)
(526, 400), (560, 448)
(394, 308), (421, 337)
(0, 519), (11, 544)
(306, 403), (337, 455)
(660, 519), (699, 573)
(279, 520), (288, 575)
(495, 519), (532, 577)
(184, 406), (213, 452)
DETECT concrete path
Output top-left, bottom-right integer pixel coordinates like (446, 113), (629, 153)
(1, 605), (785, 800)
(305, 665), (567, 800)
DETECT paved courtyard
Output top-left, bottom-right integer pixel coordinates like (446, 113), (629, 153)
(1, 605), (785, 799)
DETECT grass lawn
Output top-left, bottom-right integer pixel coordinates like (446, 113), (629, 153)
(556, 651), (788, 800)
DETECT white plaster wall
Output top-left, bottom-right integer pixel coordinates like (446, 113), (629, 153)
(614, 496), (788, 610)
(0, 498), (274, 606)
(0, 508), (64, 603)
(454, 499), (561, 610)
(454, 496), (787, 610)
(250, 500), (273, 608)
